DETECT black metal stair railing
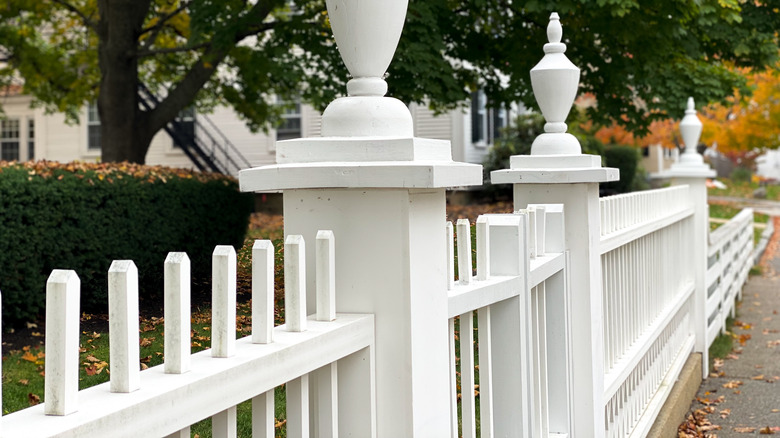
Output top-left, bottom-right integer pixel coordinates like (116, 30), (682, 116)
(137, 83), (252, 175)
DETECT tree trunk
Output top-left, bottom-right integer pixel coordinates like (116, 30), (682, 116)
(97, 0), (152, 164)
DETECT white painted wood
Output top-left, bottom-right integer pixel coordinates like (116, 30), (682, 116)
(457, 218), (473, 285)
(287, 374), (310, 438)
(108, 260), (140, 393)
(337, 346), (376, 437)
(448, 318), (458, 438)
(544, 269), (573, 435)
(252, 390), (275, 438)
(314, 363), (338, 437)
(252, 240), (275, 344)
(4, 314), (373, 437)
(460, 311), (477, 438)
(513, 182), (605, 438)
(165, 252), (191, 374)
(212, 245), (237, 358)
(282, 189), (453, 436)
(163, 427), (190, 438)
(477, 306), (495, 438)
(44, 270), (80, 416)
(212, 406), (237, 438)
(446, 221), (455, 290)
(285, 235), (307, 332)
(529, 13), (582, 155)
(316, 230), (336, 322)
(476, 215), (490, 280)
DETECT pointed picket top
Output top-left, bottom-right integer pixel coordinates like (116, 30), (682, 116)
(530, 12), (582, 155)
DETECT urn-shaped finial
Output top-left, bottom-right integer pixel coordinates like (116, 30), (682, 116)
(320, 0), (413, 137)
(529, 13), (581, 155)
(678, 97), (705, 166)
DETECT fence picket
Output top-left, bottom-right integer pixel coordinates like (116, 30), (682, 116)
(460, 311), (477, 438)
(212, 245), (237, 358)
(165, 252), (191, 374)
(314, 363), (339, 437)
(287, 374), (311, 438)
(446, 221), (455, 290)
(477, 306), (495, 438)
(212, 406), (237, 438)
(252, 240), (275, 344)
(457, 219), (473, 285)
(285, 235), (307, 332)
(252, 390), (275, 438)
(477, 216), (490, 281)
(44, 270), (80, 416)
(316, 230), (336, 322)
(108, 260), (140, 393)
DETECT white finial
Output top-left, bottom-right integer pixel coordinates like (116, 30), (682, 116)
(320, 0), (414, 137)
(529, 12), (581, 155)
(678, 96), (704, 166)
(547, 13), (562, 44)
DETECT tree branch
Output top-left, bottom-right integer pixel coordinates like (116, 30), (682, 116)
(139, 2), (190, 53)
(145, 0), (283, 134)
(52, 0), (98, 32)
(137, 41), (211, 58)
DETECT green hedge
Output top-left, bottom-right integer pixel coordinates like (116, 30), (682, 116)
(0, 161), (253, 326)
(603, 146), (640, 194)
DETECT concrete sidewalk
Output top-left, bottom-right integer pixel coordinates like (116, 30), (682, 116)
(681, 220), (780, 436)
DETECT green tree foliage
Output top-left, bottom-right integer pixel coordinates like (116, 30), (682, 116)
(0, 0), (777, 163)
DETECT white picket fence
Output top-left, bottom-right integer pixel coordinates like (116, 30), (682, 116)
(2, 235), (376, 437)
(2, 183), (757, 437)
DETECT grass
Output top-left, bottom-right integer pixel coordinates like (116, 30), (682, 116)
(708, 178), (780, 201)
(708, 315), (736, 371)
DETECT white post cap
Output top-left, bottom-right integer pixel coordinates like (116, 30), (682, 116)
(678, 97), (705, 166)
(321, 0), (413, 137)
(529, 13), (582, 155)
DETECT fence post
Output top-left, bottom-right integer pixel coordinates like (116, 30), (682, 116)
(660, 98), (716, 379)
(491, 13), (619, 438)
(238, 1), (481, 435)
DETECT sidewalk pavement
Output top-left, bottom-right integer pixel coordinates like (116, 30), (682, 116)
(681, 218), (780, 436)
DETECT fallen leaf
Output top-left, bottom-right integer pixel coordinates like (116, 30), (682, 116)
(723, 380), (744, 389)
(728, 353), (741, 359)
(720, 408), (731, 418)
(26, 322), (37, 329)
(28, 393), (40, 406)
(735, 426), (757, 433)
(760, 426), (776, 434)
(753, 375), (766, 380)
(21, 351), (37, 362)
(18, 379), (28, 385)
(140, 363), (148, 370)
(140, 337), (155, 347)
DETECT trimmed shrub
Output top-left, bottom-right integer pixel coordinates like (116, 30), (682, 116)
(602, 146), (640, 194)
(0, 161), (253, 326)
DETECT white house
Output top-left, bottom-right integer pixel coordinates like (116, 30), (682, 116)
(0, 87), (511, 175)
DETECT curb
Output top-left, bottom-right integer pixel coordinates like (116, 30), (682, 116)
(647, 353), (702, 438)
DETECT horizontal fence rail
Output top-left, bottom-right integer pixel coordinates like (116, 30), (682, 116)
(706, 208), (754, 346)
(445, 205), (572, 438)
(2, 233), (376, 437)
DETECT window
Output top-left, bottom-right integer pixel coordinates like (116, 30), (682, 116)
(470, 90), (506, 147)
(276, 101), (302, 141)
(28, 119), (34, 160)
(88, 102), (101, 151)
(1, 119), (20, 161)
(173, 107), (195, 149)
